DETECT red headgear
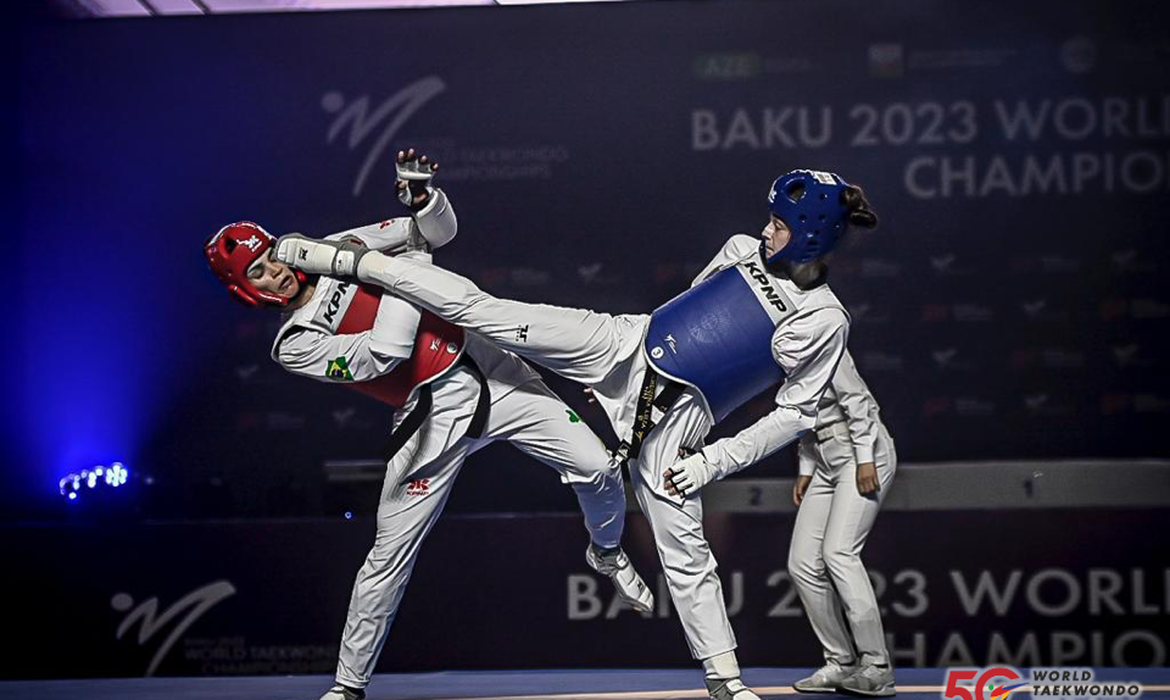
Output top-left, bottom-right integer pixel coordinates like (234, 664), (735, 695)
(203, 221), (306, 308)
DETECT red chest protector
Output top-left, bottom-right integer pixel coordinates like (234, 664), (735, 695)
(337, 284), (465, 408)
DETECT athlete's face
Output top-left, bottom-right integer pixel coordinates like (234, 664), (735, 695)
(247, 246), (300, 299)
(761, 214), (792, 258)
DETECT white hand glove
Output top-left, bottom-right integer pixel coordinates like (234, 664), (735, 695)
(395, 148), (437, 209)
(275, 234), (368, 278)
(664, 451), (720, 497)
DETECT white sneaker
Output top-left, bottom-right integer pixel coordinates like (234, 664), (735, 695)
(794, 660), (857, 693)
(837, 664), (896, 697)
(318, 685), (365, 700)
(585, 545), (654, 613)
(705, 677), (762, 700)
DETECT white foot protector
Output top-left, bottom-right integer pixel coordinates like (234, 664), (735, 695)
(318, 684), (365, 700)
(585, 545), (654, 614)
(705, 677), (762, 700)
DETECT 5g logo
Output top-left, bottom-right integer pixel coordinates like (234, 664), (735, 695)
(943, 666), (1027, 700)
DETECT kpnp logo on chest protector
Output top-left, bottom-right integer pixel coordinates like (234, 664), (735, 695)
(290, 278), (465, 408)
(741, 259), (789, 315)
(644, 252), (800, 423)
(315, 280), (359, 331)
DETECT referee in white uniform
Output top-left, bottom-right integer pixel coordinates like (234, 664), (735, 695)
(789, 349), (897, 696)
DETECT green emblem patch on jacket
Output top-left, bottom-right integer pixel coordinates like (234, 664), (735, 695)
(326, 356), (354, 381)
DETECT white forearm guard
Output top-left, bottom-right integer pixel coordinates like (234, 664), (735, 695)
(411, 188), (457, 249)
(277, 234), (369, 278)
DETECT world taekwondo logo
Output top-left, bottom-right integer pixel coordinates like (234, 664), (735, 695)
(943, 666), (1144, 699)
(239, 234), (262, 253)
(322, 77), (447, 198)
(112, 580), (236, 676)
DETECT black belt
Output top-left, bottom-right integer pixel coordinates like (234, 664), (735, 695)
(381, 356), (491, 463)
(612, 369), (685, 468)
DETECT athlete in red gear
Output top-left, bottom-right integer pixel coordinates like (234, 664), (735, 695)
(204, 150), (652, 700)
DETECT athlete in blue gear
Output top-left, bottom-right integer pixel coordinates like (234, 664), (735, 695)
(276, 170), (879, 700)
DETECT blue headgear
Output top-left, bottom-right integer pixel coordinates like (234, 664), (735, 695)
(766, 169), (851, 264)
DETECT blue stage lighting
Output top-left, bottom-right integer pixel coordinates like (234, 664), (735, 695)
(107, 463), (129, 487)
(59, 462), (131, 502)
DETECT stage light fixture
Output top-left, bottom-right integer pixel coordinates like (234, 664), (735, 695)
(59, 462), (131, 502)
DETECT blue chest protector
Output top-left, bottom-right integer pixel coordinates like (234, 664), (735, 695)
(644, 255), (797, 423)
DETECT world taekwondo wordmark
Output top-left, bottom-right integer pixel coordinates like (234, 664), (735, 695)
(112, 580), (236, 676)
(322, 77), (447, 197)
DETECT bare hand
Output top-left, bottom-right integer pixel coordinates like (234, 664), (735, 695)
(856, 462), (879, 496)
(793, 475), (811, 506)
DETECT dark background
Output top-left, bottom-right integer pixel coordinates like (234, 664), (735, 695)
(12, 0), (1169, 521)
(11, 510), (1170, 676)
(8, 0), (1170, 678)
